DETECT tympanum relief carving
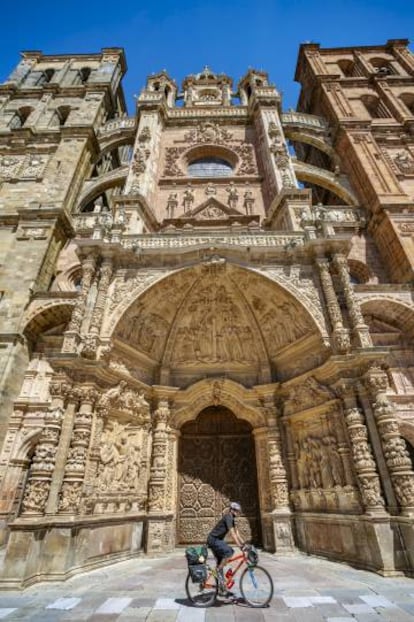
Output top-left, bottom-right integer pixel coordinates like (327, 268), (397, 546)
(113, 266), (317, 371)
(170, 279), (260, 366)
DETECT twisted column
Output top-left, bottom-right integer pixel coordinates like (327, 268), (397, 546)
(339, 383), (386, 514)
(58, 386), (97, 514)
(333, 254), (372, 348)
(316, 257), (350, 353)
(148, 400), (170, 513)
(82, 257), (113, 358)
(262, 398), (294, 553)
(21, 375), (71, 515)
(365, 366), (414, 515)
(63, 254), (97, 353)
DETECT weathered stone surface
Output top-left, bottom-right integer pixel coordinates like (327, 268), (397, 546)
(1, 41), (414, 586)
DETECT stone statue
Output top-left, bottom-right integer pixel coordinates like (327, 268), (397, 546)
(182, 186), (194, 212)
(167, 191), (178, 218)
(226, 183), (239, 209)
(243, 189), (255, 215)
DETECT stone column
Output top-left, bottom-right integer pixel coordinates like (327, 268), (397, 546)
(364, 366), (414, 516)
(45, 386), (81, 515)
(0, 408), (28, 524)
(146, 400), (173, 554)
(316, 257), (350, 353)
(58, 386), (97, 514)
(333, 254), (372, 348)
(82, 257), (113, 358)
(63, 254), (97, 353)
(253, 426), (273, 550)
(20, 375), (71, 515)
(263, 399), (294, 553)
(339, 384), (386, 514)
(164, 427), (180, 551)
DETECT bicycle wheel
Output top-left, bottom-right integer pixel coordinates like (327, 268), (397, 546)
(239, 565), (274, 607)
(185, 571), (218, 607)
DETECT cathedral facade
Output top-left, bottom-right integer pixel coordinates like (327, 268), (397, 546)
(0, 40), (414, 586)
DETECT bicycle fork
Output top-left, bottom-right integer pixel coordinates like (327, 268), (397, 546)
(248, 567), (258, 589)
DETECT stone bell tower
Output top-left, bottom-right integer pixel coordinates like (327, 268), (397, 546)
(1, 42), (414, 587)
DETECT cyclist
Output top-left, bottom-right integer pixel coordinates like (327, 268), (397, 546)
(207, 502), (244, 595)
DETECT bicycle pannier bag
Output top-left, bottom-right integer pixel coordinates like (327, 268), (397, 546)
(189, 563), (207, 584)
(185, 545), (208, 566)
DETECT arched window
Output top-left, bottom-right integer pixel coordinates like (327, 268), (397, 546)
(188, 157), (233, 178)
(400, 94), (414, 116)
(361, 95), (392, 119)
(73, 67), (91, 85)
(9, 106), (33, 129)
(338, 59), (356, 77)
(56, 106), (70, 126)
(37, 69), (55, 85)
(79, 67), (91, 84)
(370, 57), (396, 76)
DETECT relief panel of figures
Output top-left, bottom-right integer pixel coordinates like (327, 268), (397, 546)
(82, 384), (152, 515)
(285, 407), (360, 514)
(114, 271), (196, 359)
(169, 275), (261, 367)
(231, 268), (314, 356)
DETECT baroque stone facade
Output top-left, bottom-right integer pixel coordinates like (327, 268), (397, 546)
(0, 42), (414, 586)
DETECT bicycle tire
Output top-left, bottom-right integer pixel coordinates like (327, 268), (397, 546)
(239, 564), (274, 607)
(185, 571), (218, 607)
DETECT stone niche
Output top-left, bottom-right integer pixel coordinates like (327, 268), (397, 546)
(1, 516), (144, 587)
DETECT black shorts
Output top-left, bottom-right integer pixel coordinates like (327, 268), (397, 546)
(207, 536), (234, 564)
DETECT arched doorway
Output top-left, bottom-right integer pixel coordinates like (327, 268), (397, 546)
(177, 406), (261, 544)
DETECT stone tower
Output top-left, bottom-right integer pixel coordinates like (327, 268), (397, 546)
(0, 41), (414, 586)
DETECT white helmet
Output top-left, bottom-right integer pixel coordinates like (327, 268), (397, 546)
(230, 501), (241, 512)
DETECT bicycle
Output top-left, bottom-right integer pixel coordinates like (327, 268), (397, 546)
(185, 545), (274, 608)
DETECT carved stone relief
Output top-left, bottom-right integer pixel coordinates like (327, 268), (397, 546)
(169, 275), (261, 366)
(0, 153), (48, 180)
(286, 409), (359, 513)
(184, 122), (233, 144)
(94, 419), (143, 494)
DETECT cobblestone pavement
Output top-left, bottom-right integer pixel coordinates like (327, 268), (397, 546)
(1, 550), (414, 621)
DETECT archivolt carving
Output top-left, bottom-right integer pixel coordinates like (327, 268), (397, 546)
(106, 268), (193, 340)
(171, 378), (264, 429)
(109, 263), (326, 370)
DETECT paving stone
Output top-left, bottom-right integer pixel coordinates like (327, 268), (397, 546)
(95, 597), (133, 614)
(282, 596), (313, 607)
(0, 611), (17, 620)
(46, 597), (82, 610)
(343, 603), (377, 614)
(1, 552), (414, 622)
(309, 595), (337, 604)
(146, 611), (179, 622)
(153, 597), (181, 609)
(177, 606), (206, 621)
(359, 594), (395, 608)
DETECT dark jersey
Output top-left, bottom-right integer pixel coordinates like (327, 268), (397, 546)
(209, 512), (235, 539)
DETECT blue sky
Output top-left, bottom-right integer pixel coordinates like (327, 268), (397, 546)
(1, 0), (412, 112)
